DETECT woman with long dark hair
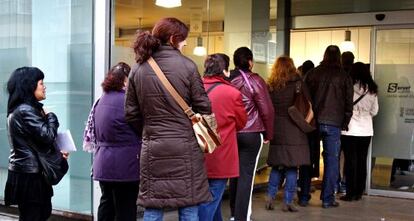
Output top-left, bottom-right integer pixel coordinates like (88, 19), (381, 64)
(228, 47), (274, 221)
(125, 17), (212, 220)
(4, 67), (67, 221)
(265, 56), (310, 212)
(92, 62), (141, 221)
(340, 62), (378, 201)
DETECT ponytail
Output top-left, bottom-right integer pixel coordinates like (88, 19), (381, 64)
(132, 31), (161, 64)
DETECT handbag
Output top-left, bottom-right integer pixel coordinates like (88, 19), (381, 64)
(147, 57), (221, 153)
(288, 81), (316, 133)
(36, 146), (69, 185)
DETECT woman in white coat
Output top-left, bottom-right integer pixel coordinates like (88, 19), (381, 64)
(340, 62), (379, 201)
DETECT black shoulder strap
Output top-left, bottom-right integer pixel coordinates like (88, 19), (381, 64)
(206, 82), (223, 94)
(353, 92), (368, 106)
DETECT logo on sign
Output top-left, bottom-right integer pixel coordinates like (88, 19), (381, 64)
(387, 83), (411, 93)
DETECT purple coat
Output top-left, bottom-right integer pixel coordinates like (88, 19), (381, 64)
(93, 90), (141, 182)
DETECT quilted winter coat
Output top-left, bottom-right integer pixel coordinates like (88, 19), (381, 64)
(125, 45), (212, 208)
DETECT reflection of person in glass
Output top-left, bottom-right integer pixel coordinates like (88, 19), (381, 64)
(4, 67), (68, 221)
(340, 62), (378, 201)
(125, 17), (212, 220)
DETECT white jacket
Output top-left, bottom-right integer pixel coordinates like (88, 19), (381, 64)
(342, 84), (379, 136)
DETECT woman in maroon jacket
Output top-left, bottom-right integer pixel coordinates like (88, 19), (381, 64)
(229, 47), (274, 221)
(199, 54), (247, 221)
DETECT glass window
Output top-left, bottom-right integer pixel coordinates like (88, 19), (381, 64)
(0, 0), (93, 214)
(111, 0), (276, 183)
(292, 0), (414, 16)
(371, 28), (414, 193)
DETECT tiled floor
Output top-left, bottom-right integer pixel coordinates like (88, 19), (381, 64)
(137, 190), (414, 221)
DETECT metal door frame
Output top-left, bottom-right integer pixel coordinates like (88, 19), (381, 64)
(367, 24), (414, 199)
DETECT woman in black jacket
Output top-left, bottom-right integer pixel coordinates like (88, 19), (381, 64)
(4, 67), (67, 221)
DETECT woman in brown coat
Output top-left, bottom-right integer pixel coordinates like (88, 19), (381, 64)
(125, 18), (212, 220)
(265, 56), (310, 212)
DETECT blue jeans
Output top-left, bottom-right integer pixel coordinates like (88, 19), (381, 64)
(199, 179), (227, 221)
(144, 205), (199, 221)
(318, 124), (341, 204)
(267, 167), (298, 204)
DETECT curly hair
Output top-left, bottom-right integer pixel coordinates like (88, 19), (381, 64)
(132, 17), (189, 63)
(101, 62), (131, 92)
(268, 56), (298, 92)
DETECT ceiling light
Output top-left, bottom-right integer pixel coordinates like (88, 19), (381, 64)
(340, 30), (355, 52)
(155, 0), (182, 8)
(193, 36), (207, 56)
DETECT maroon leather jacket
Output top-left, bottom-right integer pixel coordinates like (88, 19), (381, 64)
(230, 69), (274, 141)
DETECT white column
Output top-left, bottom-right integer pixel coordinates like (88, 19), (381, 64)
(93, 0), (110, 220)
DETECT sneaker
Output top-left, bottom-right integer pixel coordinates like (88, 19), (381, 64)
(339, 195), (353, 201)
(322, 201), (340, 209)
(229, 217), (235, 221)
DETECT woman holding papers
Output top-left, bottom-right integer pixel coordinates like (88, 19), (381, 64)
(92, 62), (142, 221)
(4, 67), (67, 221)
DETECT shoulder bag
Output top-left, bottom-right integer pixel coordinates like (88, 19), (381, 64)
(288, 81), (316, 133)
(36, 146), (69, 185)
(147, 57), (221, 153)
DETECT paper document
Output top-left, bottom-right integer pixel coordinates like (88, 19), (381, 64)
(56, 130), (77, 152)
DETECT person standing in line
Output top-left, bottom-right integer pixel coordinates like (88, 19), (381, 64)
(340, 62), (378, 201)
(125, 17), (212, 221)
(305, 45), (353, 209)
(91, 62), (141, 221)
(336, 51), (355, 194)
(4, 67), (68, 221)
(198, 53), (247, 221)
(297, 60), (319, 207)
(228, 47), (274, 221)
(265, 56), (310, 212)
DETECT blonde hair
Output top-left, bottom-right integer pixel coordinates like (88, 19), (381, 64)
(268, 56), (298, 91)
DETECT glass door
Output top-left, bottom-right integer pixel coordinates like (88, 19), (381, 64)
(369, 26), (414, 198)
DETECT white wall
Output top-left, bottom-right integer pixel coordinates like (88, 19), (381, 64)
(290, 28), (371, 67)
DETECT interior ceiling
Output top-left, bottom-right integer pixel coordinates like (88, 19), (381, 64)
(116, 0), (277, 29)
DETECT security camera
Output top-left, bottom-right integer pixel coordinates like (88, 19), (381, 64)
(375, 14), (385, 21)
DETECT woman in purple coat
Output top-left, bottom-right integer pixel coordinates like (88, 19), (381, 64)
(93, 62), (142, 221)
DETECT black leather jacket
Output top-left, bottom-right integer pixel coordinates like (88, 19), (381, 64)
(7, 104), (59, 173)
(305, 65), (353, 128)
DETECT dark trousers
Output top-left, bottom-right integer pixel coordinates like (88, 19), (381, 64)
(298, 130), (320, 202)
(229, 132), (262, 221)
(18, 201), (52, 221)
(98, 181), (139, 221)
(341, 135), (371, 197)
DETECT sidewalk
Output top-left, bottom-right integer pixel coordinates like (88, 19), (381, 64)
(0, 213), (17, 221)
(2, 190), (414, 221)
(138, 190), (414, 221)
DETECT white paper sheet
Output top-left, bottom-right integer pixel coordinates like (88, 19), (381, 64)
(55, 130), (77, 152)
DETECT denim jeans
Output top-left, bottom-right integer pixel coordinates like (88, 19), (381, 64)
(144, 205), (199, 221)
(318, 124), (341, 204)
(267, 167), (298, 204)
(199, 179), (227, 221)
